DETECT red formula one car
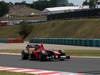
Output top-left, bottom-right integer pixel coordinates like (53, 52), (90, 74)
(21, 44), (70, 61)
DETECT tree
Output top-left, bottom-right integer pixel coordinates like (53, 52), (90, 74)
(8, 2), (13, 6)
(83, 1), (89, 6)
(21, 1), (27, 5)
(89, 0), (97, 8)
(19, 22), (33, 39)
(31, 0), (74, 10)
(49, 0), (58, 7)
(48, 0), (73, 7)
(83, 0), (98, 8)
(0, 1), (9, 17)
(31, 1), (50, 10)
(68, 3), (74, 6)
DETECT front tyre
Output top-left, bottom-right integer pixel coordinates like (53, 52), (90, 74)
(21, 50), (29, 60)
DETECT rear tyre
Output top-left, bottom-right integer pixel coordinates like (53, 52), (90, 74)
(21, 50), (29, 60)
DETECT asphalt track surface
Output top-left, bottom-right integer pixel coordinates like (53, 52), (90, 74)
(0, 54), (100, 75)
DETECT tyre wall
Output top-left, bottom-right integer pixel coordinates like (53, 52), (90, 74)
(30, 38), (100, 47)
(0, 38), (24, 43)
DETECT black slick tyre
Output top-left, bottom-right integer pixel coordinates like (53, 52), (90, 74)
(21, 50), (29, 60)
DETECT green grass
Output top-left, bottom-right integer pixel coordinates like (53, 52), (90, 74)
(65, 50), (100, 56)
(0, 16), (46, 21)
(27, 8), (40, 13)
(28, 18), (100, 39)
(0, 25), (20, 38)
(0, 49), (100, 56)
(0, 71), (32, 75)
(0, 50), (21, 53)
(1, 18), (100, 39)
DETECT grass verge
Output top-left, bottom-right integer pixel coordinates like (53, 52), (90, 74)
(1, 18), (100, 39)
(0, 71), (32, 75)
(0, 16), (46, 21)
(65, 50), (100, 56)
(0, 50), (21, 53)
(0, 49), (100, 56)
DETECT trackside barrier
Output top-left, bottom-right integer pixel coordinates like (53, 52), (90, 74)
(7, 38), (24, 43)
(30, 38), (100, 47)
(0, 38), (8, 43)
(0, 38), (24, 43)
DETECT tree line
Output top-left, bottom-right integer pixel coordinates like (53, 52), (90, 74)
(83, 0), (99, 8)
(0, 1), (9, 17)
(30, 0), (74, 10)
